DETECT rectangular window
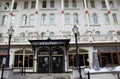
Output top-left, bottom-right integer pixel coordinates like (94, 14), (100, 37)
(101, 1), (106, 8)
(13, 2), (17, 9)
(90, 1), (95, 8)
(112, 14), (118, 24)
(41, 14), (47, 24)
(65, 14), (70, 24)
(4, 2), (9, 10)
(104, 14), (109, 24)
(42, 1), (47, 8)
(50, 14), (55, 24)
(24, 1), (28, 9)
(31, 1), (35, 9)
(10, 16), (15, 26)
(73, 13), (78, 24)
(2, 16), (7, 26)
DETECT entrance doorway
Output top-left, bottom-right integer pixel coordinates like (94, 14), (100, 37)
(38, 47), (64, 73)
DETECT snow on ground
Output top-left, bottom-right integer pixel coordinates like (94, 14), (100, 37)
(84, 66), (120, 73)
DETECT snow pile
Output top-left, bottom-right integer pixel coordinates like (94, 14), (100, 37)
(85, 66), (120, 73)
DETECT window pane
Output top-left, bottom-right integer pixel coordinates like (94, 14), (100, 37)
(5, 2), (9, 10)
(104, 14), (109, 24)
(42, 1), (47, 8)
(24, 1), (28, 9)
(10, 16), (15, 26)
(112, 14), (118, 24)
(13, 2), (17, 9)
(50, 14), (54, 24)
(2, 16), (7, 26)
(73, 13), (78, 24)
(109, 1), (114, 8)
(22, 15), (27, 25)
(93, 13), (98, 24)
(65, 13), (70, 24)
(101, 1), (106, 8)
(90, 1), (95, 8)
(41, 14), (46, 24)
(64, 0), (69, 8)
(29, 14), (35, 25)
(50, 0), (54, 8)
(31, 1), (35, 9)
(72, 0), (76, 8)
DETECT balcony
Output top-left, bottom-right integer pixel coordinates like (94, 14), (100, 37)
(0, 35), (119, 45)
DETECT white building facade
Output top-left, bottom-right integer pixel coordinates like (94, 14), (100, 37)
(0, 0), (120, 73)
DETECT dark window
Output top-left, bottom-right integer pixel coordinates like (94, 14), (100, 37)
(50, 0), (54, 8)
(31, 1), (36, 9)
(24, 1), (28, 9)
(5, 2), (9, 10)
(42, 1), (47, 8)
(101, 1), (106, 8)
(13, 2), (17, 9)
(90, 1), (95, 8)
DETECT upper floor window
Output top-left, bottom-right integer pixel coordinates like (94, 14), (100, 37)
(92, 13), (98, 24)
(50, 32), (55, 38)
(90, 0), (95, 8)
(95, 31), (100, 36)
(29, 14), (35, 25)
(73, 13), (78, 24)
(50, 0), (54, 8)
(112, 14), (118, 24)
(104, 14), (109, 24)
(31, 1), (35, 9)
(65, 13), (70, 24)
(72, 0), (77, 8)
(50, 14), (55, 24)
(41, 14), (47, 24)
(101, 1), (106, 8)
(10, 16), (15, 26)
(109, 1), (114, 8)
(13, 2), (17, 9)
(42, 1), (47, 8)
(20, 32), (25, 37)
(41, 32), (46, 37)
(64, 0), (69, 8)
(2, 15), (7, 26)
(24, 1), (28, 9)
(4, 2), (9, 10)
(22, 15), (27, 25)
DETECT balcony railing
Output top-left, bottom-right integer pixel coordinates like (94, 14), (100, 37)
(0, 35), (119, 44)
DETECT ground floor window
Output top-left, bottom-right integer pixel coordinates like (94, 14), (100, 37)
(68, 49), (89, 68)
(98, 52), (119, 67)
(14, 50), (33, 68)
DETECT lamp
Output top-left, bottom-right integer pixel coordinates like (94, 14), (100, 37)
(72, 25), (83, 79)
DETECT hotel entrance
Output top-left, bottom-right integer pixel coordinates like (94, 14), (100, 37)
(29, 39), (70, 73)
(38, 48), (64, 73)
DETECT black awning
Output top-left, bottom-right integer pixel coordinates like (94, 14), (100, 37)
(29, 38), (70, 47)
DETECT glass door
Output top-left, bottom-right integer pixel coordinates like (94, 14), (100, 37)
(38, 57), (49, 73)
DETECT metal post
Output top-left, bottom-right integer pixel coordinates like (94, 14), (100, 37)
(88, 71), (90, 79)
(75, 33), (82, 79)
(6, 35), (11, 67)
(1, 64), (5, 79)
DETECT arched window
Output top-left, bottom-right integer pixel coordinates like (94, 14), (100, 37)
(29, 14), (35, 25)
(10, 16), (15, 26)
(66, 31), (71, 39)
(104, 14), (109, 24)
(64, 0), (69, 8)
(22, 15), (27, 25)
(50, 32), (55, 37)
(92, 13), (98, 24)
(28, 32), (33, 39)
(2, 15), (7, 26)
(50, 0), (54, 8)
(109, 1), (114, 8)
(72, 0), (76, 8)
(41, 32), (46, 37)
(20, 32), (25, 37)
